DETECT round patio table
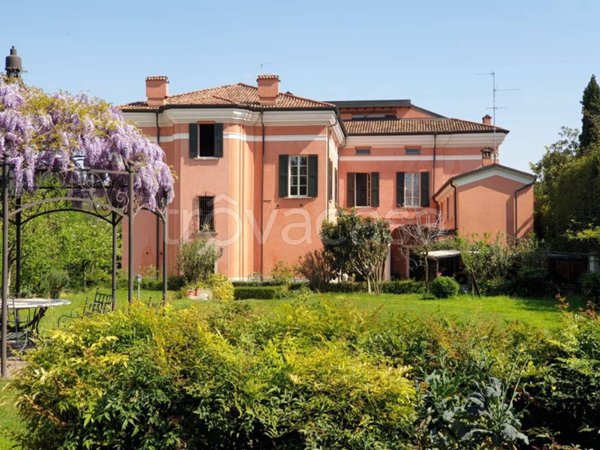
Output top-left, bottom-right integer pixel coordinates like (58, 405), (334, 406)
(8, 298), (71, 334)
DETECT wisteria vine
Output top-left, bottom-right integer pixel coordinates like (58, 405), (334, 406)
(0, 77), (174, 212)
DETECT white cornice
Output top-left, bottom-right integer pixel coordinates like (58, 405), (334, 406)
(346, 133), (507, 148)
(123, 109), (345, 144)
(453, 166), (535, 187)
(340, 155), (482, 162)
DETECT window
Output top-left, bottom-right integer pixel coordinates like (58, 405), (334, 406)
(404, 173), (421, 207)
(396, 172), (430, 208)
(347, 172), (379, 207)
(199, 196), (214, 231)
(288, 155), (308, 197)
(405, 148), (421, 155)
(189, 123), (224, 158)
(355, 148), (371, 155)
(278, 154), (318, 198)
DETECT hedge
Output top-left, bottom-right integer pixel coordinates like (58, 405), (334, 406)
(234, 285), (287, 300)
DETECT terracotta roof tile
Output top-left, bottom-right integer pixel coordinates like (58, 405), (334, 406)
(145, 76), (168, 81)
(344, 117), (508, 135)
(121, 83), (334, 111)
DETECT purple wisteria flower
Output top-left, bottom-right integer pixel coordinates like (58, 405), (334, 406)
(0, 77), (174, 211)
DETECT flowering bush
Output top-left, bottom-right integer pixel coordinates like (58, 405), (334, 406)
(0, 77), (173, 211)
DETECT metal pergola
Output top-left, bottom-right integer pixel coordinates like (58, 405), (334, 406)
(0, 157), (169, 378)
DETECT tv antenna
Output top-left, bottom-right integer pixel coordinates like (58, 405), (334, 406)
(259, 62), (272, 74)
(477, 71), (518, 162)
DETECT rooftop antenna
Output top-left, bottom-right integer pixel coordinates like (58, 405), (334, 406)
(259, 62), (271, 74)
(477, 71), (518, 163)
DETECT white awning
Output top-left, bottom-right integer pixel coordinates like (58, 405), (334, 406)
(426, 250), (461, 259)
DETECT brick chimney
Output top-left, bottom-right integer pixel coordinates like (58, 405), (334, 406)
(257, 74), (279, 106)
(146, 76), (169, 106)
(482, 114), (492, 126)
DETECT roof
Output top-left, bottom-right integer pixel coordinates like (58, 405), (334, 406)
(329, 99), (412, 108)
(344, 117), (508, 135)
(433, 164), (536, 200)
(121, 83), (336, 111)
(427, 250), (461, 259)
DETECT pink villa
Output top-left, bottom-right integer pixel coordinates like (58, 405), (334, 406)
(121, 75), (535, 280)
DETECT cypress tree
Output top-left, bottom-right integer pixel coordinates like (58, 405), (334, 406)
(579, 74), (600, 154)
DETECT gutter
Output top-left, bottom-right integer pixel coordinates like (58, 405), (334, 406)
(260, 111), (265, 278)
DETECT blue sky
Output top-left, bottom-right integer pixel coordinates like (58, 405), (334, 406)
(4, 0), (600, 171)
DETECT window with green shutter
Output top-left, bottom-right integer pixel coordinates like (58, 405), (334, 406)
(189, 123), (223, 158)
(347, 173), (378, 207)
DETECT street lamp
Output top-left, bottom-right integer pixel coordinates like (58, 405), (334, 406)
(136, 273), (142, 301)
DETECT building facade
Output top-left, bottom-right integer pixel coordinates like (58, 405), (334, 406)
(122, 75), (535, 280)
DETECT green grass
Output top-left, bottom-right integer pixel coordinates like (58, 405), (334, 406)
(0, 287), (586, 448)
(0, 381), (20, 450)
(243, 292), (585, 330)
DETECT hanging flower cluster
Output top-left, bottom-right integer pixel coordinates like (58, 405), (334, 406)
(0, 77), (174, 211)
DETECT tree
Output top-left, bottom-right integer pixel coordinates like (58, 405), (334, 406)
(321, 209), (391, 294)
(177, 238), (222, 285)
(399, 213), (447, 287)
(530, 127), (579, 241)
(579, 75), (600, 155)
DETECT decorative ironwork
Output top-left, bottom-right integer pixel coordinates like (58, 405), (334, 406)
(1, 155), (169, 378)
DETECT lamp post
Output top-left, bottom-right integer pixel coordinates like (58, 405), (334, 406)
(136, 273), (142, 302)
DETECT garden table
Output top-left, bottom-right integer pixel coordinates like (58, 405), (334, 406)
(8, 298), (71, 334)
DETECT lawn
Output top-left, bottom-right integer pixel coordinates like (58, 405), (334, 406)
(0, 288), (585, 448)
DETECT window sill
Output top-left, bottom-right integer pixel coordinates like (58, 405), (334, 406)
(195, 230), (217, 237)
(193, 157), (220, 161)
(284, 196), (312, 199)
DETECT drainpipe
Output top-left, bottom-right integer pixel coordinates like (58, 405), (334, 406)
(451, 180), (458, 233)
(155, 111), (161, 278)
(514, 181), (534, 240)
(432, 133), (438, 212)
(260, 111), (265, 278)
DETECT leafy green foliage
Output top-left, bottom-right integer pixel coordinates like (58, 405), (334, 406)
(321, 209), (392, 294)
(199, 273), (234, 301)
(234, 285), (287, 300)
(176, 238), (222, 284)
(580, 272), (600, 305)
(580, 74), (600, 154)
(14, 302), (416, 449)
(430, 276), (460, 298)
(381, 279), (425, 294)
(269, 260), (295, 285)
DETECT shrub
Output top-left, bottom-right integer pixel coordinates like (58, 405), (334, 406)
(513, 266), (553, 297)
(430, 276), (459, 298)
(324, 281), (366, 293)
(580, 272), (600, 305)
(201, 273), (234, 301)
(40, 269), (69, 298)
(381, 279), (425, 294)
(234, 286), (287, 300)
(270, 260), (295, 284)
(177, 238), (222, 284)
(14, 302), (416, 449)
(296, 249), (335, 291)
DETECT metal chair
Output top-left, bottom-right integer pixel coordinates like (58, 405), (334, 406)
(58, 288), (112, 326)
(0, 297), (32, 352)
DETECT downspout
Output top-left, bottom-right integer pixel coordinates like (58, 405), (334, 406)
(432, 133), (438, 212)
(326, 128), (330, 221)
(514, 181), (534, 240)
(260, 111), (265, 278)
(155, 110), (161, 278)
(451, 180), (458, 233)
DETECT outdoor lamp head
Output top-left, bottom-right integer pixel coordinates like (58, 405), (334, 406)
(136, 273), (142, 283)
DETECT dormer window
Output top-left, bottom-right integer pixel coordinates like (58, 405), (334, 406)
(482, 148), (494, 160)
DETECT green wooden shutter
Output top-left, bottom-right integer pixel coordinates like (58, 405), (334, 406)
(279, 155), (289, 197)
(347, 173), (355, 207)
(421, 172), (430, 207)
(396, 172), (405, 207)
(308, 155), (318, 197)
(213, 123), (224, 157)
(327, 159), (332, 202)
(189, 123), (198, 158)
(371, 172), (379, 207)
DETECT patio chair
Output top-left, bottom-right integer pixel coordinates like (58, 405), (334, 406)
(58, 288), (112, 326)
(0, 297), (32, 352)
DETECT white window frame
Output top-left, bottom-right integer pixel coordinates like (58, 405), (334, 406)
(288, 155), (309, 197)
(404, 172), (421, 207)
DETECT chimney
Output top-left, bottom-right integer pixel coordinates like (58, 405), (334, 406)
(257, 74), (279, 105)
(5, 46), (22, 78)
(482, 114), (492, 126)
(146, 76), (169, 106)
(481, 148), (494, 167)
